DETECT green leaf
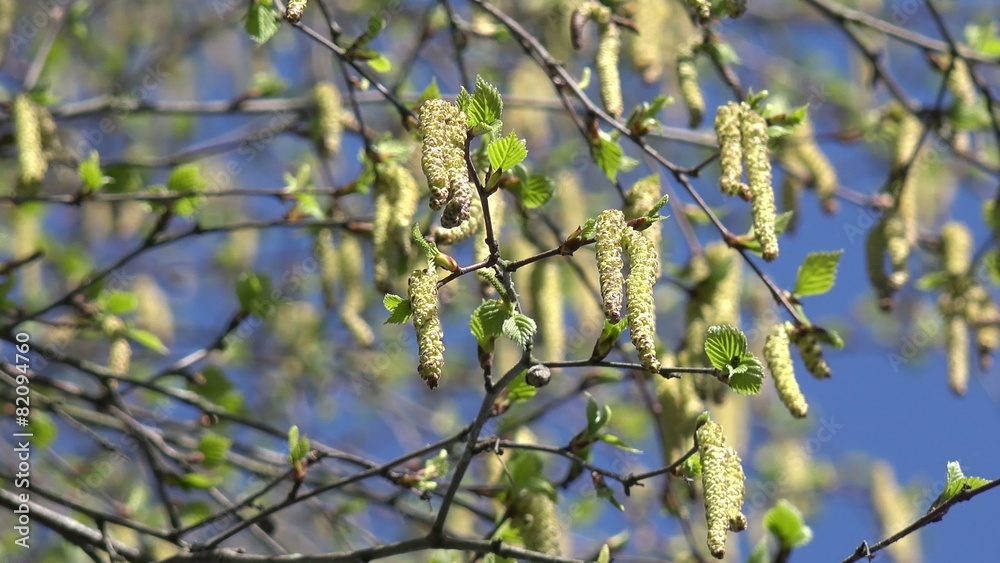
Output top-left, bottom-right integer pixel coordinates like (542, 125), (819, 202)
(793, 250), (844, 297)
(236, 272), (275, 317)
(98, 290), (138, 315)
(246, 0), (281, 45)
(815, 327), (845, 349)
(197, 433), (232, 468)
(764, 499), (813, 549)
(645, 193), (671, 217)
(470, 299), (512, 346)
(596, 482), (625, 512)
(423, 449), (450, 479)
(465, 75), (503, 133)
(502, 313), (536, 348)
(506, 370), (538, 403)
(487, 132), (528, 171)
(680, 453), (702, 478)
(580, 217), (598, 240)
(512, 174), (554, 209)
(592, 131), (637, 181)
(178, 472), (221, 490)
(368, 54), (392, 73)
(585, 393), (612, 435)
(747, 536), (771, 563)
(27, 410), (57, 449)
(932, 460), (991, 509)
(288, 425), (310, 463)
(728, 353), (764, 395)
(190, 366), (244, 413)
(597, 433), (642, 453)
(79, 151), (110, 192)
(916, 271), (949, 290)
(414, 78), (441, 110)
(597, 544), (611, 563)
(591, 317), (628, 361)
(167, 164), (207, 192)
(383, 294), (413, 324)
(455, 88), (473, 114)
(128, 327), (169, 354)
(704, 325), (748, 370)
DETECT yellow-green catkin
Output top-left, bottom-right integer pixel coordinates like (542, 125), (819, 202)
(0, 0), (13, 62)
(940, 221), (973, 395)
(435, 192), (482, 245)
(742, 108), (778, 262)
(676, 35), (705, 128)
(507, 60), (552, 147)
(764, 322), (807, 418)
(408, 268), (444, 389)
(314, 228), (339, 308)
(595, 209), (627, 322)
(696, 419), (746, 559)
(13, 94), (47, 194)
(624, 174), (662, 277)
(134, 274), (175, 346)
(790, 117), (838, 213)
(594, 11), (623, 118)
(870, 462), (923, 563)
(686, 0), (711, 22)
(630, 0), (670, 83)
(865, 217), (893, 309)
(313, 82), (343, 155)
(791, 328), (831, 379)
(966, 284), (999, 370)
(624, 228), (660, 373)
(657, 365), (704, 466)
(419, 99), (469, 213)
(338, 235), (375, 347)
(102, 316), (131, 377)
(714, 102), (748, 199)
(945, 315), (969, 396)
(373, 162), (419, 291)
(513, 491), (563, 556)
(531, 261), (566, 362)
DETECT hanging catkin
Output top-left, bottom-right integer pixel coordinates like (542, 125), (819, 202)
(313, 82), (343, 155)
(595, 209), (627, 322)
(13, 94), (46, 194)
(408, 267), (445, 389)
(764, 322), (808, 418)
(338, 235), (375, 347)
(623, 228), (659, 373)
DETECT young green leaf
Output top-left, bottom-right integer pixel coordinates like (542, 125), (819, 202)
(704, 325), (749, 370)
(465, 75), (503, 133)
(26, 410), (57, 449)
(98, 290), (138, 315)
(793, 250), (844, 297)
(931, 460), (991, 510)
(487, 132), (528, 171)
(178, 472), (220, 490)
(288, 426), (310, 463)
(764, 499), (813, 549)
(414, 78), (441, 110)
(591, 317), (628, 361)
(591, 131), (637, 181)
(383, 294), (413, 324)
(597, 544), (611, 563)
(79, 151), (110, 192)
(197, 433), (232, 468)
(512, 175), (554, 209)
(127, 327), (169, 355)
(727, 353), (765, 395)
(502, 313), (537, 348)
(597, 433), (642, 453)
(506, 370), (539, 404)
(470, 299), (512, 346)
(236, 272), (274, 317)
(747, 536), (771, 563)
(246, 0), (281, 45)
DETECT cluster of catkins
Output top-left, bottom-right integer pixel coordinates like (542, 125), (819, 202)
(695, 415), (746, 559)
(866, 104), (919, 309)
(571, 2), (623, 118)
(595, 209), (660, 373)
(419, 99), (474, 228)
(762, 321), (833, 418)
(714, 102), (779, 261)
(936, 222), (999, 395)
